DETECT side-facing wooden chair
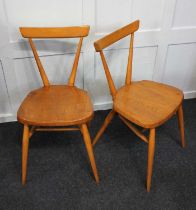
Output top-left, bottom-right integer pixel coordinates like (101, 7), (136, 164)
(93, 20), (185, 191)
(18, 26), (99, 185)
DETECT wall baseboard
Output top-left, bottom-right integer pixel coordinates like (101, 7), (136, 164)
(0, 90), (196, 123)
(93, 101), (113, 111)
(0, 114), (16, 123)
(184, 91), (196, 99)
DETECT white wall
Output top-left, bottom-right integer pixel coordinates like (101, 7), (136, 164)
(0, 0), (196, 122)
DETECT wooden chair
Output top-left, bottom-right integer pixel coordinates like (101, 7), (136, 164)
(18, 26), (99, 185)
(93, 20), (185, 192)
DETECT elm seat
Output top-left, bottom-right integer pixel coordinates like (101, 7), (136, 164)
(114, 80), (183, 128)
(17, 85), (93, 126)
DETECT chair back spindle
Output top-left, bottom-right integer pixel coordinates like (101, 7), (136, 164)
(68, 37), (83, 86)
(29, 38), (50, 87)
(125, 33), (134, 85)
(94, 20), (139, 95)
(20, 26), (90, 87)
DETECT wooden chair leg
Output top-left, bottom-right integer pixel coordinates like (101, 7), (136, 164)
(177, 105), (185, 148)
(92, 110), (115, 146)
(147, 128), (155, 192)
(81, 124), (99, 183)
(22, 124), (29, 185)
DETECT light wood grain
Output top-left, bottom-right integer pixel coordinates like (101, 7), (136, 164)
(18, 25), (99, 184)
(125, 33), (134, 85)
(93, 20), (185, 191)
(100, 51), (116, 99)
(20, 26), (90, 38)
(177, 105), (185, 148)
(94, 20), (139, 51)
(22, 124), (29, 185)
(35, 127), (79, 131)
(92, 110), (115, 146)
(147, 128), (155, 192)
(114, 81), (183, 128)
(29, 38), (50, 87)
(80, 124), (99, 183)
(119, 115), (148, 143)
(68, 37), (83, 86)
(17, 85), (94, 126)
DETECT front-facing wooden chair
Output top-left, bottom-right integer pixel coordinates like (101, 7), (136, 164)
(93, 20), (185, 191)
(18, 26), (99, 185)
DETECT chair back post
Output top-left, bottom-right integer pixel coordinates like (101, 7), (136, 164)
(68, 37), (83, 86)
(28, 38), (50, 87)
(20, 26), (90, 87)
(100, 50), (116, 98)
(125, 33), (134, 85)
(94, 20), (139, 95)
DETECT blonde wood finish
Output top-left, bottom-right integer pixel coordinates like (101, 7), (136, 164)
(94, 20), (139, 52)
(119, 115), (148, 143)
(18, 26), (99, 184)
(92, 110), (115, 146)
(80, 124), (99, 183)
(20, 26), (90, 38)
(17, 86), (93, 126)
(177, 105), (185, 148)
(114, 81), (183, 129)
(125, 33), (134, 85)
(100, 51), (116, 99)
(93, 21), (185, 191)
(29, 38), (50, 87)
(147, 128), (155, 192)
(36, 127), (79, 132)
(68, 38), (83, 86)
(22, 125), (29, 185)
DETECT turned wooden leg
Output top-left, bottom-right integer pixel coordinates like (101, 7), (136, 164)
(177, 105), (185, 148)
(92, 110), (115, 146)
(81, 124), (99, 183)
(147, 128), (155, 192)
(22, 124), (29, 185)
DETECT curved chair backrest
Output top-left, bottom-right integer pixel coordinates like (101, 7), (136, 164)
(20, 26), (90, 87)
(94, 20), (139, 98)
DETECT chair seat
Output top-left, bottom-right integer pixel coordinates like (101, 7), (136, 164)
(114, 80), (183, 128)
(17, 85), (93, 126)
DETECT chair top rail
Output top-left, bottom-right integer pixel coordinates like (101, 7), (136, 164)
(94, 20), (139, 52)
(20, 25), (90, 38)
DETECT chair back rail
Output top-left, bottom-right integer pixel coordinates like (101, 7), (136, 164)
(94, 20), (139, 51)
(20, 26), (90, 38)
(94, 20), (139, 98)
(20, 26), (90, 87)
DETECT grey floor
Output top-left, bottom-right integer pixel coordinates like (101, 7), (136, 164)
(0, 99), (196, 210)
